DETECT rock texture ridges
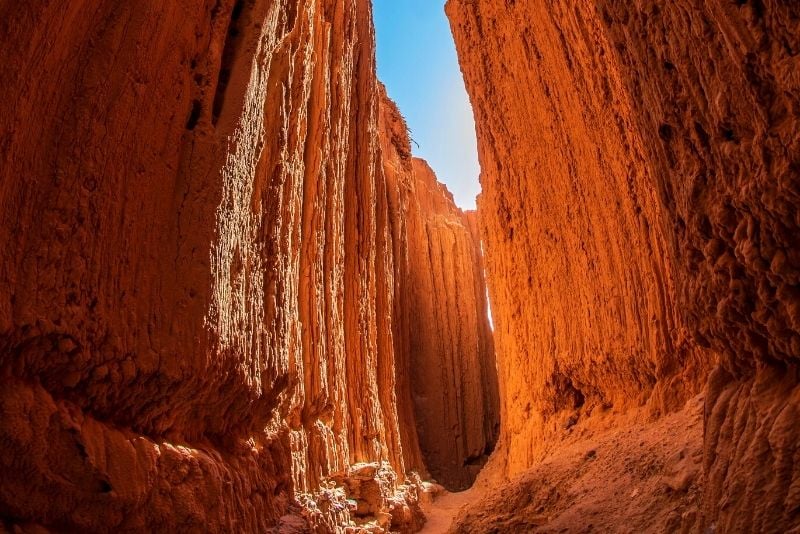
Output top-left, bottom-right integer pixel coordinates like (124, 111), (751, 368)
(448, 0), (799, 529)
(378, 91), (499, 492)
(6, 0), (796, 529)
(447, 0), (708, 477)
(403, 158), (499, 492)
(0, 1), (496, 531)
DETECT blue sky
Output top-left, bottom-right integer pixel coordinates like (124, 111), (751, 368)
(373, 0), (481, 210)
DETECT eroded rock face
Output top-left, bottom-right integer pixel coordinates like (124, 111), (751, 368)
(0, 1), (496, 531)
(448, 0), (799, 529)
(403, 159), (499, 491)
(447, 0), (709, 478)
(378, 92), (500, 492)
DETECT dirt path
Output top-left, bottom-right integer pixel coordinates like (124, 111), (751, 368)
(419, 488), (482, 533)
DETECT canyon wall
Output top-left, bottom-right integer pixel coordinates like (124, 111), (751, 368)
(0, 1), (496, 531)
(378, 93), (500, 492)
(446, 0), (708, 477)
(448, 0), (799, 530)
(403, 158), (499, 491)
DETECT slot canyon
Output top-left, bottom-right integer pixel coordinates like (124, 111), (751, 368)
(0, 0), (798, 532)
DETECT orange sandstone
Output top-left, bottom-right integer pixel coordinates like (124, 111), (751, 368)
(447, 0), (708, 479)
(3, 0), (798, 531)
(0, 1), (496, 531)
(448, 0), (799, 530)
(379, 91), (500, 492)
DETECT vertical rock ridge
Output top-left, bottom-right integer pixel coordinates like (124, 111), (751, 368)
(447, 0), (708, 479)
(447, 0), (799, 529)
(377, 89), (500, 492)
(403, 158), (499, 491)
(0, 1), (497, 531)
(5, 0), (797, 530)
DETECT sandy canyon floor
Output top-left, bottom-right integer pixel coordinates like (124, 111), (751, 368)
(422, 394), (704, 533)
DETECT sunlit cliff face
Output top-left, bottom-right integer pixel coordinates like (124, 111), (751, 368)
(447, 0), (800, 531)
(0, 0), (496, 531)
(0, 0), (799, 532)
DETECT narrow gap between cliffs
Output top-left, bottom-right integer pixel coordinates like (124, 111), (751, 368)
(373, 0), (500, 496)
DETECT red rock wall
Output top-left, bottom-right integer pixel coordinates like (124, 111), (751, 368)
(0, 1), (496, 531)
(448, 0), (799, 528)
(594, 4), (800, 529)
(378, 93), (500, 492)
(403, 159), (499, 491)
(447, 0), (708, 478)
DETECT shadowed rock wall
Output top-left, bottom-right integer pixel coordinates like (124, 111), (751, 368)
(0, 1), (497, 531)
(378, 92), (500, 492)
(448, 0), (799, 529)
(403, 158), (499, 491)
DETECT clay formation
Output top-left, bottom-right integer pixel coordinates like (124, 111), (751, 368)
(447, 0), (799, 530)
(2, 0), (799, 532)
(0, 1), (496, 531)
